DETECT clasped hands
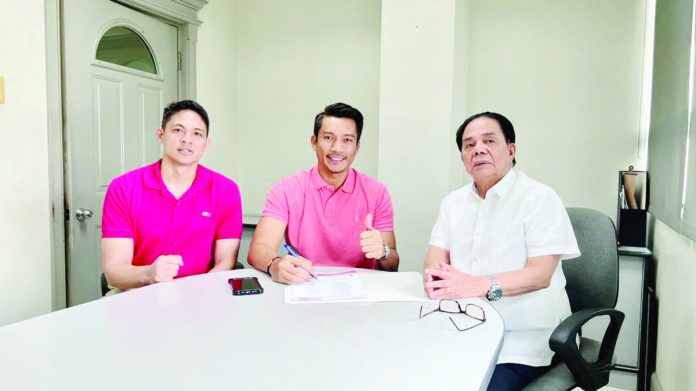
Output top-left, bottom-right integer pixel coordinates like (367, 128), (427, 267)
(270, 214), (387, 285)
(423, 262), (489, 300)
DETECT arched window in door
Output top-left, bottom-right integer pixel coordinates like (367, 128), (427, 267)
(95, 26), (157, 74)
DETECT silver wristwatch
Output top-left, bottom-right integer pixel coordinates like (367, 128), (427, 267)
(485, 275), (502, 301)
(377, 243), (390, 261)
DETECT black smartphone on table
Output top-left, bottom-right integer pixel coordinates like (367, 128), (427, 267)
(228, 277), (263, 295)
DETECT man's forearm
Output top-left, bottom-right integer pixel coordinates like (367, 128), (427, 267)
(490, 255), (560, 297)
(248, 244), (279, 273)
(210, 239), (241, 272)
(209, 259), (235, 272)
(494, 267), (554, 296)
(104, 262), (153, 290)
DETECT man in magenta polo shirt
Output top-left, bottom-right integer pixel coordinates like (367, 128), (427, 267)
(248, 102), (399, 284)
(101, 100), (243, 293)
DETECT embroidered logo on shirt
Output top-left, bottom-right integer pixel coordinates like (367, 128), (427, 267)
(201, 211), (211, 217)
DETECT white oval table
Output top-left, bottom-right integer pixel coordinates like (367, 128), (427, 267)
(0, 269), (504, 390)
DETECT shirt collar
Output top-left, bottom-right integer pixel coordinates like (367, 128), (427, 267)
(143, 160), (165, 191)
(188, 164), (212, 194)
(143, 159), (211, 197)
(489, 168), (518, 199)
(310, 166), (356, 193)
(467, 168), (518, 200)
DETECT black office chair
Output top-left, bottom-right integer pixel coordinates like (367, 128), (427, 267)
(524, 207), (625, 391)
(101, 272), (110, 296)
(233, 261), (246, 270)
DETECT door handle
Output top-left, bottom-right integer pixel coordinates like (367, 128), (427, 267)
(75, 208), (94, 222)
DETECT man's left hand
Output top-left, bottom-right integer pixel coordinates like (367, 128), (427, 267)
(423, 262), (490, 300)
(360, 214), (386, 259)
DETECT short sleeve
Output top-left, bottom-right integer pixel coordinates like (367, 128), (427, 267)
(102, 179), (134, 238)
(524, 188), (580, 260)
(371, 186), (394, 232)
(215, 179), (243, 240)
(261, 180), (290, 223)
(429, 195), (451, 250)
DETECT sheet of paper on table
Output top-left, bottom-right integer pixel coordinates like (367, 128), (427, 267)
(361, 271), (430, 302)
(286, 272), (370, 303)
(285, 271), (430, 304)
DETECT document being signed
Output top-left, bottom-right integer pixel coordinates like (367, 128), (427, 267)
(286, 271), (370, 303)
(284, 270), (430, 304)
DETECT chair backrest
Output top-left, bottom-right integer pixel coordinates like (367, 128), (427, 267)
(563, 207), (619, 313)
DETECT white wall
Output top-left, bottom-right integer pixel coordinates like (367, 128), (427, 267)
(196, 0), (239, 182)
(199, 0), (382, 218)
(650, 220), (696, 391)
(377, 0), (647, 272)
(378, 0), (458, 271)
(461, 0), (647, 220)
(0, 0), (53, 326)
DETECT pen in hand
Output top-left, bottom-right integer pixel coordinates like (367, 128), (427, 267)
(283, 244), (317, 280)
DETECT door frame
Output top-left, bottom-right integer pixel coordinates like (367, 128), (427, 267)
(45, 0), (208, 310)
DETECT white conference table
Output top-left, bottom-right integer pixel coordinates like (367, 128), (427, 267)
(0, 268), (504, 390)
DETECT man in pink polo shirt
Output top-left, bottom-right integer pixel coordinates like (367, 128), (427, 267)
(101, 100), (243, 293)
(248, 102), (399, 284)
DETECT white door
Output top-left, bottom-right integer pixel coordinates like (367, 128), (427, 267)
(63, 0), (178, 305)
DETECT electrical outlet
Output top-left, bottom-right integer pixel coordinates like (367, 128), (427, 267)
(0, 76), (4, 104)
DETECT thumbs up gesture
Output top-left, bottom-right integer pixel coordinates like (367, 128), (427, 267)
(360, 214), (386, 260)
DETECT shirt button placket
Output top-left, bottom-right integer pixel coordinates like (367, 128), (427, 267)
(475, 200), (491, 268)
(326, 198), (335, 217)
(321, 186), (334, 217)
(174, 199), (184, 230)
(169, 200), (177, 238)
(472, 201), (484, 254)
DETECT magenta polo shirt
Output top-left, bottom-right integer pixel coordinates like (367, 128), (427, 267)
(262, 167), (394, 269)
(102, 160), (243, 278)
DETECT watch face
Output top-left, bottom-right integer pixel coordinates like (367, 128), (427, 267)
(487, 288), (502, 301)
(485, 275), (502, 301)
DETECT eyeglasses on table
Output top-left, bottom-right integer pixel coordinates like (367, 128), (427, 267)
(418, 299), (486, 332)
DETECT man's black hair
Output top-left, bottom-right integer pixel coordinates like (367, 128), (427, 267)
(313, 102), (364, 141)
(455, 111), (516, 166)
(161, 100), (210, 135)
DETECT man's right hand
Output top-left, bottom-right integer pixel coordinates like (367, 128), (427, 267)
(270, 255), (314, 285)
(149, 255), (184, 283)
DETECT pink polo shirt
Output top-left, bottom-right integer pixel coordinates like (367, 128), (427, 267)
(102, 160), (243, 278)
(262, 167), (394, 269)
